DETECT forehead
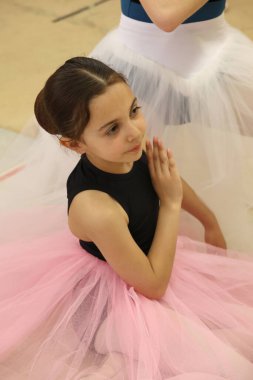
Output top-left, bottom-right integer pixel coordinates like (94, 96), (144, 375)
(88, 83), (134, 121)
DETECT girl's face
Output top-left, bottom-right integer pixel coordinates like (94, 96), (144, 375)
(78, 82), (146, 173)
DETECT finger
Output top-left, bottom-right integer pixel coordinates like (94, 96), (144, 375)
(146, 140), (155, 178)
(145, 139), (151, 151)
(152, 137), (162, 176)
(167, 149), (181, 180)
(157, 139), (169, 174)
(167, 149), (176, 168)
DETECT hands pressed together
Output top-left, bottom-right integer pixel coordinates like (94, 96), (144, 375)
(146, 137), (183, 209)
(146, 137), (227, 251)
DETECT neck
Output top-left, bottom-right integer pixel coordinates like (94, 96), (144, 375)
(85, 153), (134, 174)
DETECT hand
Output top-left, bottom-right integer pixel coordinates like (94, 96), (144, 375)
(204, 221), (227, 250)
(146, 137), (183, 207)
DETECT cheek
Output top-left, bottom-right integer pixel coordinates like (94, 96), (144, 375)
(139, 117), (147, 133)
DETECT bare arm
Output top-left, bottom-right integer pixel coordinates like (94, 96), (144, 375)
(69, 138), (182, 300)
(141, 137), (225, 248)
(181, 178), (227, 249)
(140, 0), (209, 31)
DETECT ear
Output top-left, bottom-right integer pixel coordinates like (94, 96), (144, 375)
(59, 138), (86, 154)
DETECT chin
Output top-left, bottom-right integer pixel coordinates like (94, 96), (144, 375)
(134, 148), (143, 160)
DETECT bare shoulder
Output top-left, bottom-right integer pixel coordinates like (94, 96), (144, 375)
(68, 190), (128, 241)
(68, 190), (162, 299)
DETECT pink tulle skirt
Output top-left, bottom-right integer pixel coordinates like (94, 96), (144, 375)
(0, 205), (253, 380)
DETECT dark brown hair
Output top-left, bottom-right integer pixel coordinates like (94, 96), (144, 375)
(34, 57), (126, 141)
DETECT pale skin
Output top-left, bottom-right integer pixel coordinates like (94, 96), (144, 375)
(63, 82), (226, 300)
(139, 0), (209, 32)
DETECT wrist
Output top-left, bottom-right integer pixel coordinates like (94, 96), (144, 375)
(160, 200), (182, 212)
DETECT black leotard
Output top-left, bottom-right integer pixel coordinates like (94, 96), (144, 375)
(67, 152), (159, 261)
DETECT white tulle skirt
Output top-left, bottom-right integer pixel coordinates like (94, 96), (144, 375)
(90, 14), (253, 252)
(1, 14), (253, 251)
(0, 12), (253, 379)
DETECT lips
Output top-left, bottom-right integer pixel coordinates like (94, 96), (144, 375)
(127, 144), (141, 152)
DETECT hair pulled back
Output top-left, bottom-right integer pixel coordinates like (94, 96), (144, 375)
(34, 57), (126, 140)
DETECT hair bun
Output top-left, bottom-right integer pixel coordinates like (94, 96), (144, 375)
(34, 89), (58, 135)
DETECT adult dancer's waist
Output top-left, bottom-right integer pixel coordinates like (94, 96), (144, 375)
(118, 14), (228, 76)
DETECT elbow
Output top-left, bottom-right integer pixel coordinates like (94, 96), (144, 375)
(146, 287), (166, 301)
(140, 281), (169, 300)
(151, 12), (181, 33)
(157, 21), (179, 33)
(150, 289), (166, 301)
(153, 283), (168, 300)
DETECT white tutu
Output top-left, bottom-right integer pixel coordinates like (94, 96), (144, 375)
(1, 13), (253, 378)
(0, 125), (79, 211)
(1, 13), (253, 251)
(90, 14), (253, 252)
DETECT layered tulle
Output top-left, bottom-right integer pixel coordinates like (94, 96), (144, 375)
(0, 13), (253, 377)
(90, 14), (253, 252)
(0, 125), (79, 211)
(0, 129), (253, 379)
(0, 207), (253, 379)
(1, 14), (253, 251)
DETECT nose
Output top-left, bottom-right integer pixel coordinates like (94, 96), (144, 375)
(126, 120), (141, 142)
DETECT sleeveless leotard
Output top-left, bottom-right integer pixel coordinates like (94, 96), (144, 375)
(67, 152), (159, 261)
(121, 0), (226, 24)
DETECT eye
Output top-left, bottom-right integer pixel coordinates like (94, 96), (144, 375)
(106, 124), (120, 136)
(130, 105), (142, 118)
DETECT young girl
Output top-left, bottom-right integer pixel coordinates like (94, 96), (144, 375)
(90, 0), (253, 252)
(0, 57), (253, 380)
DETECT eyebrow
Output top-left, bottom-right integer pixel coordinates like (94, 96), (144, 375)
(98, 97), (137, 131)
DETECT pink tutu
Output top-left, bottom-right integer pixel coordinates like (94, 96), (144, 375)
(0, 204), (253, 379)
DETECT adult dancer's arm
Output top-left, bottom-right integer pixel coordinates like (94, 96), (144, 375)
(140, 0), (209, 31)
